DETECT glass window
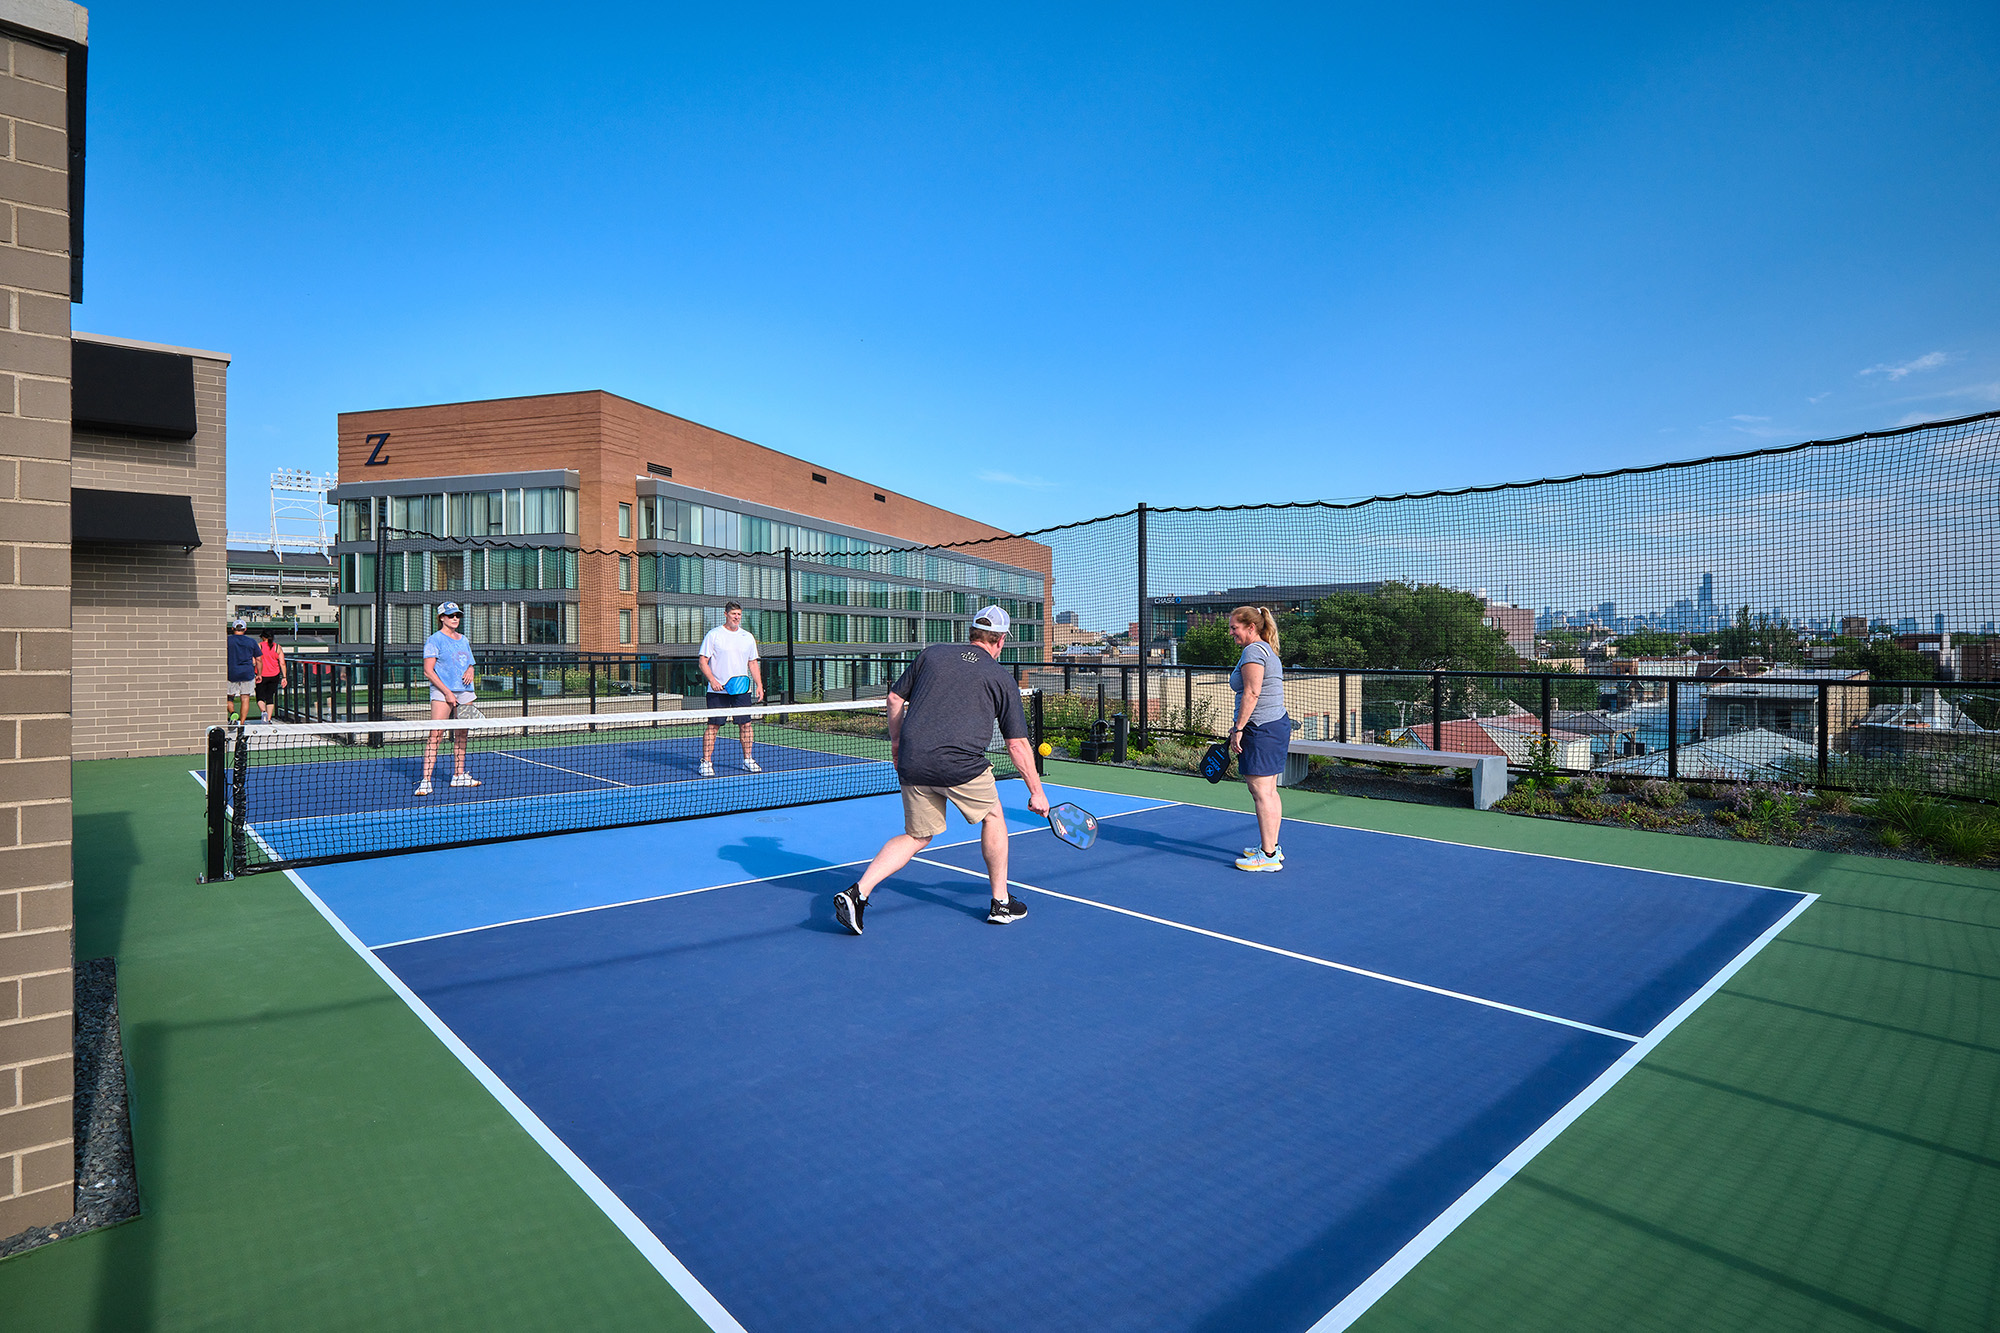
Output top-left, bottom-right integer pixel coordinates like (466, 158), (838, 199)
(564, 488), (579, 535)
(618, 503), (632, 539)
(505, 489), (521, 535)
(527, 602), (562, 645)
(523, 488), (545, 536)
(619, 555), (631, 591)
(619, 609), (632, 645)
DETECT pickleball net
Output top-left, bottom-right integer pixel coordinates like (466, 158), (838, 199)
(205, 697), (1039, 876)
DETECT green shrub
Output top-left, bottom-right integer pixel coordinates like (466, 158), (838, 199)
(1569, 774), (1609, 798)
(1687, 782), (1718, 800)
(1932, 813), (2000, 863)
(1877, 826), (1907, 850)
(1813, 790), (1853, 815)
(1566, 796), (1617, 821)
(1639, 779), (1688, 810)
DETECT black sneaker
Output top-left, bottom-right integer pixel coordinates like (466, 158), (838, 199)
(834, 885), (867, 936)
(985, 896), (1028, 925)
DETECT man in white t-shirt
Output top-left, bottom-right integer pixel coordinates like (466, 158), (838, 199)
(697, 600), (764, 777)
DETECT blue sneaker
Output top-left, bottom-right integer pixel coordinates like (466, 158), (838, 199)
(1240, 845), (1284, 864)
(1235, 847), (1284, 872)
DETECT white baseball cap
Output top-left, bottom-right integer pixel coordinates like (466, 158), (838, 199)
(231, 617), (247, 629)
(971, 605), (1010, 633)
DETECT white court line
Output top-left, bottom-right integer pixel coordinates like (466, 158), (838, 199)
(494, 748), (634, 787)
(910, 856), (1642, 1042)
(215, 805), (750, 1333)
(372, 794), (1180, 950)
(1307, 890), (1818, 1331)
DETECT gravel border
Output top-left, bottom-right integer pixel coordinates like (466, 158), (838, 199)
(0, 957), (141, 1260)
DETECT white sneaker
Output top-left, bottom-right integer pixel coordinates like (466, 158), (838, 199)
(414, 780), (433, 796)
(743, 758), (761, 773)
(698, 761), (714, 777)
(450, 773), (481, 788)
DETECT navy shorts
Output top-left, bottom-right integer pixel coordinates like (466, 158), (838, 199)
(705, 691), (755, 718)
(1238, 715), (1293, 778)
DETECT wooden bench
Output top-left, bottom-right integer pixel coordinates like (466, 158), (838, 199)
(1279, 740), (1511, 810)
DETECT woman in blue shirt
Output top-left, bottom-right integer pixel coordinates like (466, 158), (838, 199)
(416, 603), (480, 796)
(1227, 605), (1292, 871)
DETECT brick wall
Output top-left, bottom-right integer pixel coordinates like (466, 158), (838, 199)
(0, 20), (75, 1239)
(71, 349), (229, 759)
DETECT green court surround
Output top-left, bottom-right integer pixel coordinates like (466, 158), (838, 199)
(0, 754), (1991, 1331)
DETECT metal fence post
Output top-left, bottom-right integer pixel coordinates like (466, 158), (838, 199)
(1338, 673), (1348, 742)
(1032, 689), (1045, 776)
(783, 546), (797, 705)
(1184, 666), (1193, 737)
(519, 654), (529, 717)
(1431, 673), (1443, 751)
(587, 659), (597, 714)
(1540, 674), (1553, 739)
(1135, 501), (1148, 743)
(1667, 681), (1679, 781)
(1817, 682), (1830, 785)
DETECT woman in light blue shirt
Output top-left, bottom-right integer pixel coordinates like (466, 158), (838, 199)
(1227, 605), (1292, 871)
(416, 603), (480, 796)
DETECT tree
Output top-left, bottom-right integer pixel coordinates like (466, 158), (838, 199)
(1616, 628), (1684, 658)
(1179, 618), (1236, 666)
(1829, 636), (1933, 682)
(1285, 582), (1508, 671)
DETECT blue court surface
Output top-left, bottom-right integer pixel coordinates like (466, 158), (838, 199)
(274, 780), (1812, 1333)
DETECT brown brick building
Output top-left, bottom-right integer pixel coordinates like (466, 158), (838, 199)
(70, 332), (228, 759)
(330, 392), (1051, 695)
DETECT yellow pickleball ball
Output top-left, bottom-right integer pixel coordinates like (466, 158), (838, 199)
(1038, 742), (1053, 757)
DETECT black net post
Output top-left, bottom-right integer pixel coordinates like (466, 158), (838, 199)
(1338, 673), (1348, 742)
(230, 728), (249, 874)
(1540, 674), (1553, 740)
(202, 725), (228, 881)
(1136, 501), (1149, 744)
(651, 656), (660, 712)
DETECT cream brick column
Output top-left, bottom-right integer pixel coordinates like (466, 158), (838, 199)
(0, 7), (81, 1240)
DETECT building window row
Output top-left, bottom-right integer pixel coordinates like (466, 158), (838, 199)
(339, 487), (580, 542)
(339, 601), (579, 646)
(636, 494), (1043, 598)
(340, 549), (581, 594)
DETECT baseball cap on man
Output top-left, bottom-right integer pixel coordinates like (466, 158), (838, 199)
(231, 617), (247, 629)
(437, 602), (462, 618)
(971, 605), (1010, 634)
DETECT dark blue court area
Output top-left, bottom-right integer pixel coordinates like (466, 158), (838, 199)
(293, 789), (1810, 1333)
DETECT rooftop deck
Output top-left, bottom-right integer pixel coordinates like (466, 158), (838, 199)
(0, 755), (1992, 1331)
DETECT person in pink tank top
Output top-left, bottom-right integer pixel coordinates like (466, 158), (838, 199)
(254, 631), (288, 725)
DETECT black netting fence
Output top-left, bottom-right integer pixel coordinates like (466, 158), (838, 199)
(305, 409), (1998, 803)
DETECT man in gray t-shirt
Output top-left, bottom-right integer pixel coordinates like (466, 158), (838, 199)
(834, 606), (1051, 935)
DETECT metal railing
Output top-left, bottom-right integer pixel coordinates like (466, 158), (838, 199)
(1031, 662), (2000, 803)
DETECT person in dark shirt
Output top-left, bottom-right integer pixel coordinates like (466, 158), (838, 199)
(225, 619), (259, 726)
(834, 606), (1050, 934)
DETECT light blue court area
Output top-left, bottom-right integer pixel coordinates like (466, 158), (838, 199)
(303, 782), (1169, 948)
(284, 787), (1811, 1333)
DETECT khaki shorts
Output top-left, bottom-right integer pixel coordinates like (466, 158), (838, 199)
(901, 767), (1000, 838)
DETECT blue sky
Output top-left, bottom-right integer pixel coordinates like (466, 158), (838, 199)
(70, 3), (2000, 537)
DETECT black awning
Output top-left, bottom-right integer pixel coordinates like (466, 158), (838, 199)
(72, 488), (203, 549)
(73, 340), (199, 439)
